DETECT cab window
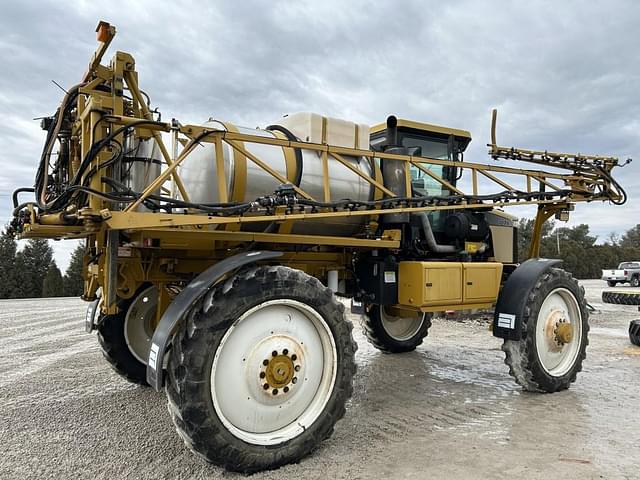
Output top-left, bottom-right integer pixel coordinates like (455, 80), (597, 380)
(401, 134), (449, 197)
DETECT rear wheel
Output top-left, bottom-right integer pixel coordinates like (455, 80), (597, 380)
(631, 276), (640, 287)
(363, 305), (431, 353)
(165, 266), (357, 473)
(502, 268), (588, 392)
(97, 285), (157, 386)
(607, 280), (617, 287)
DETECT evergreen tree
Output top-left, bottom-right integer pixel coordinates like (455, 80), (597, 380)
(63, 243), (85, 297)
(0, 229), (18, 298)
(12, 252), (27, 299)
(517, 220), (640, 279)
(620, 224), (640, 248)
(43, 262), (64, 297)
(15, 239), (53, 298)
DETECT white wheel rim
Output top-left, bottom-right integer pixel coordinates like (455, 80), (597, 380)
(211, 299), (337, 445)
(379, 306), (425, 341)
(124, 286), (157, 364)
(535, 287), (582, 376)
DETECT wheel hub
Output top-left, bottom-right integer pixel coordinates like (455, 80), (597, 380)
(263, 352), (298, 391)
(244, 334), (306, 401)
(543, 310), (568, 352)
(555, 322), (574, 345)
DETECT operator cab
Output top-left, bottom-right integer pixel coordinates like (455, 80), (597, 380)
(369, 118), (471, 196)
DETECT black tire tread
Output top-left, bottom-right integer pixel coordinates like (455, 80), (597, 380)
(603, 290), (640, 305)
(502, 268), (589, 393)
(97, 309), (148, 386)
(629, 319), (640, 346)
(165, 266), (357, 473)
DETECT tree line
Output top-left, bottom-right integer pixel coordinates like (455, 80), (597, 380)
(517, 221), (640, 279)
(0, 221), (637, 299)
(0, 229), (83, 299)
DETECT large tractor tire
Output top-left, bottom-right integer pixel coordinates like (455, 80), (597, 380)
(602, 290), (640, 305)
(97, 285), (157, 386)
(363, 305), (432, 353)
(165, 266), (357, 473)
(502, 268), (589, 393)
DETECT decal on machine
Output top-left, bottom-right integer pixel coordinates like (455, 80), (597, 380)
(497, 313), (516, 329)
(148, 343), (159, 370)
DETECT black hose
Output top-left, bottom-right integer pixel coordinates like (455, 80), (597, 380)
(12, 187), (35, 208)
(266, 124), (303, 187)
(40, 120), (167, 213)
(260, 125), (305, 234)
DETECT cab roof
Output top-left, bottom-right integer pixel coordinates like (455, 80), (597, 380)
(370, 118), (471, 141)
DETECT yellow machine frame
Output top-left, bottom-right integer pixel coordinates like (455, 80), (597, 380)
(16, 22), (625, 319)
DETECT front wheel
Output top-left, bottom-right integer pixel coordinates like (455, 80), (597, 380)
(607, 280), (617, 287)
(165, 266), (357, 473)
(631, 276), (640, 287)
(502, 268), (589, 393)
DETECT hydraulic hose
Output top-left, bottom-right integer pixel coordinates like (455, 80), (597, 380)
(263, 124), (305, 234)
(12, 187), (35, 208)
(266, 124), (303, 187)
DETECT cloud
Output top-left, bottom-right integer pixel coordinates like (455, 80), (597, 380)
(0, 0), (638, 268)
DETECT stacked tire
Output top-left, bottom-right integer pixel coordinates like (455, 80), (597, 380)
(602, 291), (640, 305)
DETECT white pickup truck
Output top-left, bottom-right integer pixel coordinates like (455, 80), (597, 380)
(602, 261), (640, 287)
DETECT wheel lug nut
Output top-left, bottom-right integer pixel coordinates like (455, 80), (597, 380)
(259, 372), (266, 379)
(283, 348), (288, 355)
(284, 386), (289, 393)
(272, 350), (278, 357)
(294, 365), (300, 372)
(272, 389), (278, 395)
(291, 354), (297, 361)
(263, 384), (269, 390)
(292, 377), (298, 384)
(262, 359), (269, 366)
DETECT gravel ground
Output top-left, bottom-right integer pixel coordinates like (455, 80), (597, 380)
(0, 279), (639, 479)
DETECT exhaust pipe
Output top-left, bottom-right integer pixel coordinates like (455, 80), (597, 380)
(386, 115), (398, 147)
(382, 115), (409, 224)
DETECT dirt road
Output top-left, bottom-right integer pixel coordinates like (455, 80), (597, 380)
(1, 280), (638, 479)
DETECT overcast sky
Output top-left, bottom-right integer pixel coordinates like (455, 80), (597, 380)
(1, 0), (638, 269)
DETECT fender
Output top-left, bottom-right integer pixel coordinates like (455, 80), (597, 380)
(147, 250), (283, 390)
(492, 258), (563, 341)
